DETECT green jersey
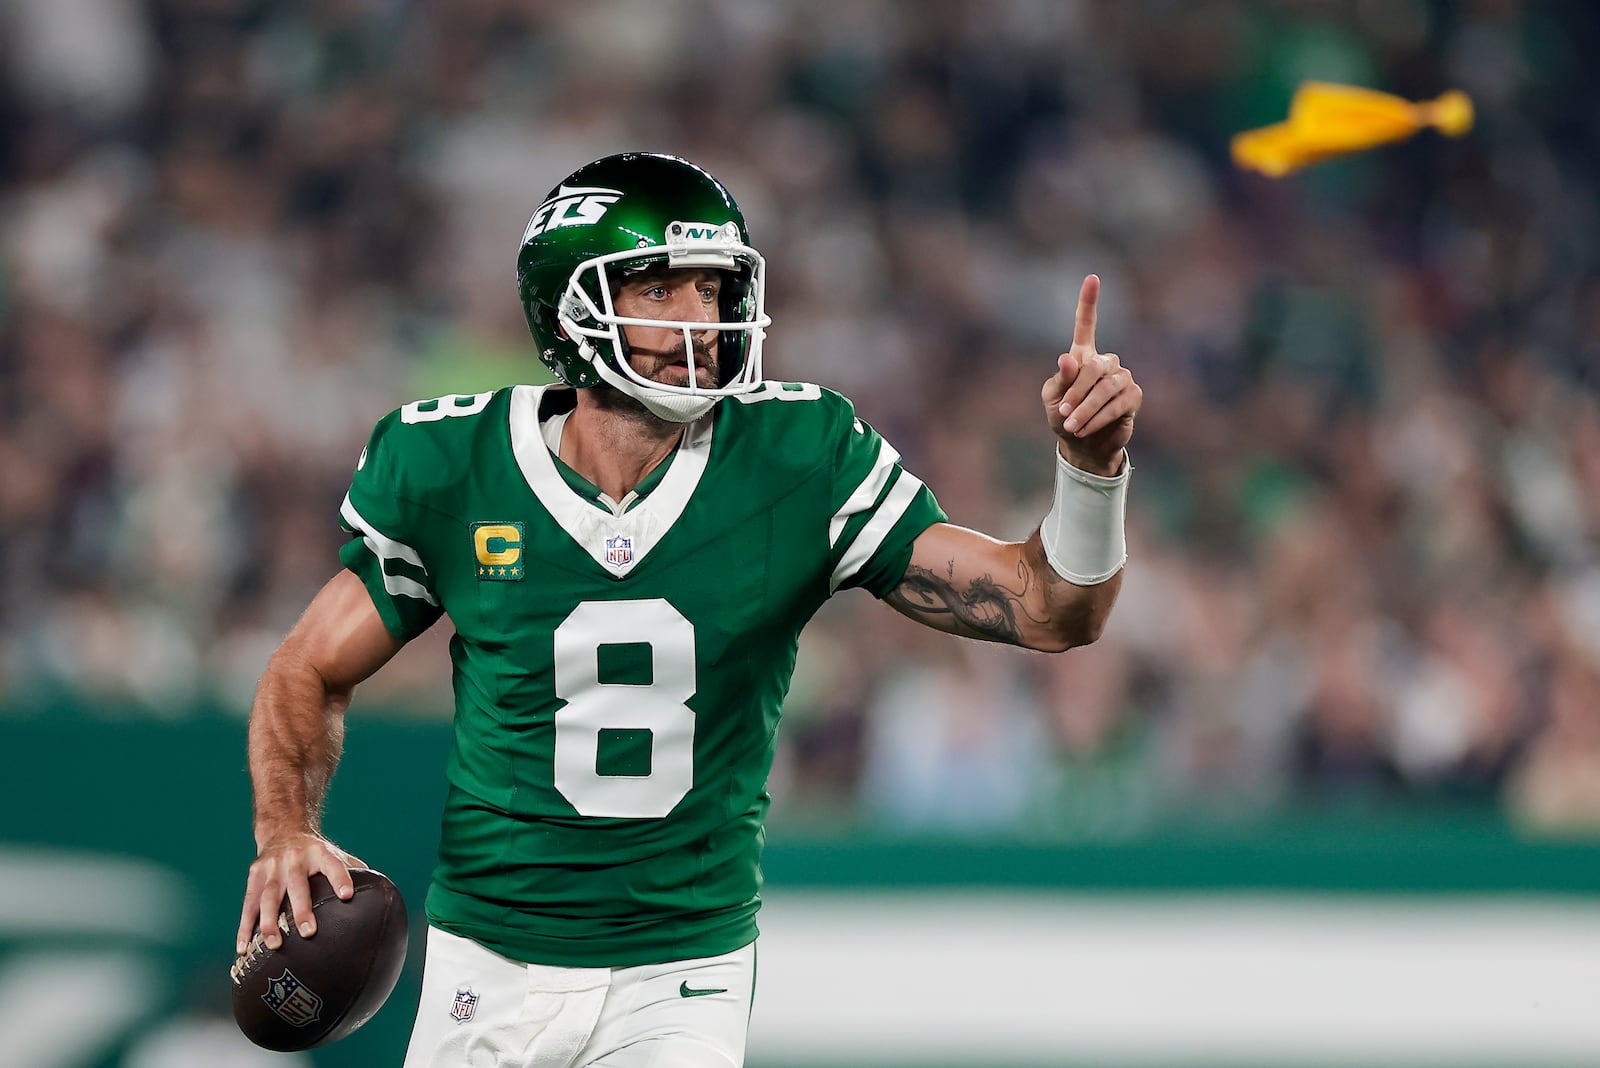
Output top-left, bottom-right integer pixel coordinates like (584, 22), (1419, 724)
(339, 382), (945, 966)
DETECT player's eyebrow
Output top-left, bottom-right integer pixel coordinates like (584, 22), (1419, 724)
(616, 266), (723, 291)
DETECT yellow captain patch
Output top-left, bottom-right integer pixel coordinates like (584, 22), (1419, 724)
(472, 522), (524, 580)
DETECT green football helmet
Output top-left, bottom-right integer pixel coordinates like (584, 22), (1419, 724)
(516, 152), (770, 422)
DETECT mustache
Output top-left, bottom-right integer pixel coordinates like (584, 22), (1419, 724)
(649, 339), (717, 367)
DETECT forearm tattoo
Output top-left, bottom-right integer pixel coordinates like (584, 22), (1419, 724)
(885, 557), (1050, 644)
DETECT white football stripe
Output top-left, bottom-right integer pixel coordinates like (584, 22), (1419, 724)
(830, 471), (924, 592)
(829, 437), (901, 548)
(339, 494), (438, 605)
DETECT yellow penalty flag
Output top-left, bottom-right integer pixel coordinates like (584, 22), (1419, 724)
(1232, 82), (1473, 177)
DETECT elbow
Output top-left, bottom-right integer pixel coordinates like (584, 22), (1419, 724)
(260, 642), (353, 709)
(1075, 610), (1111, 647)
(1065, 617), (1111, 651)
(1035, 569), (1123, 652)
(263, 641), (318, 691)
(1033, 606), (1112, 653)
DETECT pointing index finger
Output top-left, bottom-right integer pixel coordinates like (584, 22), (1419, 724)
(1072, 274), (1100, 352)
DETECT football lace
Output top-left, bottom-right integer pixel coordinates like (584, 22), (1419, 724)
(230, 911), (291, 985)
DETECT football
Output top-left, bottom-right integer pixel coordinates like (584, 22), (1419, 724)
(231, 867), (410, 1052)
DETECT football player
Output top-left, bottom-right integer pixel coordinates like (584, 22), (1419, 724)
(237, 152), (1140, 1067)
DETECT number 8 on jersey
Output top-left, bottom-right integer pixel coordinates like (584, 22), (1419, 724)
(554, 599), (697, 819)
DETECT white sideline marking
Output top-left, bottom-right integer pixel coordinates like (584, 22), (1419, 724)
(0, 951), (165, 1068)
(0, 847), (193, 941)
(750, 892), (1600, 1066)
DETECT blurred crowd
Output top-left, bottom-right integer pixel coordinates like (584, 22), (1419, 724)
(3, 0), (1599, 837)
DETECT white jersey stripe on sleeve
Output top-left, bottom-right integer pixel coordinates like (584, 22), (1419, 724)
(339, 493), (440, 606)
(829, 438), (901, 548)
(829, 470), (925, 592)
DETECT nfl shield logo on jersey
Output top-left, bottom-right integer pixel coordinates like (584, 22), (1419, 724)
(605, 534), (633, 567)
(450, 986), (478, 1023)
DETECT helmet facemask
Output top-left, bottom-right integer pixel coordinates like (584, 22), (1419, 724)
(557, 221), (770, 423)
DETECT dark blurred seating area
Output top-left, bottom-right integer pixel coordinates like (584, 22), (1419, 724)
(3, 0), (1598, 836)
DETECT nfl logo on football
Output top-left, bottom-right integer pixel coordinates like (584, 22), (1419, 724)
(605, 534), (633, 567)
(450, 986), (478, 1024)
(262, 970), (323, 1027)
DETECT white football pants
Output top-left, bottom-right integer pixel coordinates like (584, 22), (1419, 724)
(402, 926), (755, 1068)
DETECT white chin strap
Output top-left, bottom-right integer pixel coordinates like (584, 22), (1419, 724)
(591, 350), (718, 423)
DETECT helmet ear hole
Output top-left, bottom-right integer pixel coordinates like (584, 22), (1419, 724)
(716, 270), (755, 384)
(561, 291), (590, 322)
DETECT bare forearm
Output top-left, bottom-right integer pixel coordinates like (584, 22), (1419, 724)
(247, 649), (352, 849)
(885, 525), (1120, 652)
(236, 569), (402, 952)
(887, 551), (1038, 646)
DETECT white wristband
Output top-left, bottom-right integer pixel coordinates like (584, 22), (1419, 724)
(1039, 447), (1130, 585)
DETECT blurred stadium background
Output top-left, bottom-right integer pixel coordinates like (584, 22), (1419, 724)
(3, 0), (1600, 1065)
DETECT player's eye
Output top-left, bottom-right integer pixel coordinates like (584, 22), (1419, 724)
(699, 286), (717, 302)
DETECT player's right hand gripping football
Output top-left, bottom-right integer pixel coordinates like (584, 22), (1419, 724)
(237, 832), (366, 954)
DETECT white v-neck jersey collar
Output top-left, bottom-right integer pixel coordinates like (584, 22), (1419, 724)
(509, 384), (713, 578)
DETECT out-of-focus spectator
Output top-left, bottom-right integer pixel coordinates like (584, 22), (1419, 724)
(1507, 591), (1600, 835)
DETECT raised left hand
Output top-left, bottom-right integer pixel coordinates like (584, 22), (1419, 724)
(1040, 274), (1141, 476)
